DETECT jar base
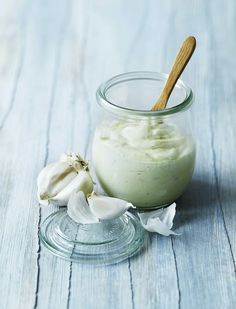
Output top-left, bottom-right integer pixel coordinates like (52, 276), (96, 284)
(40, 209), (147, 265)
(135, 202), (173, 211)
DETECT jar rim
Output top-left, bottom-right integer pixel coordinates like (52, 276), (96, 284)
(96, 71), (193, 117)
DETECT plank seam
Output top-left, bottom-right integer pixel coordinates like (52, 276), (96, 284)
(66, 262), (73, 309)
(33, 69), (55, 309)
(128, 258), (135, 309)
(33, 206), (42, 309)
(66, 226), (79, 309)
(171, 237), (181, 309)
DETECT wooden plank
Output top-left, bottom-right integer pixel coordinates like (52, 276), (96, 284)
(160, 1), (236, 308)
(0, 2), (39, 309)
(0, 0), (71, 308)
(208, 0), (236, 264)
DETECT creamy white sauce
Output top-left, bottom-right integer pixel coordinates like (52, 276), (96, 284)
(92, 119), (196, 208)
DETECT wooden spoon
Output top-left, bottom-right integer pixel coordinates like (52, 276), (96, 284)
(151, 36), (196, 111)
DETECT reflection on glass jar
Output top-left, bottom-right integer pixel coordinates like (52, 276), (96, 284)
(92, 72), (196, 210)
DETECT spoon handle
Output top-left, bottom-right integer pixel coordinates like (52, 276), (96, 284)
(151, 36), (196, 111)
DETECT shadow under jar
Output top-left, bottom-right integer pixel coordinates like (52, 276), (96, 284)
(92, 72), (196, 210)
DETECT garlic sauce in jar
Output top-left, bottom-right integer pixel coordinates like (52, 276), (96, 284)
(92, 72), (196, 210)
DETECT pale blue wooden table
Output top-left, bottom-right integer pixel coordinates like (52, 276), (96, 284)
(0, 0), (235, 308)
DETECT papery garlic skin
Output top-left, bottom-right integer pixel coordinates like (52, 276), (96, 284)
(138, 203), (179, 236)
(37, 152), (93, 206)
(88, 193), (135, 220)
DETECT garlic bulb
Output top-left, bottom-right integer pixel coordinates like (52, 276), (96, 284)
(37, 152), (93, 206)
(67, 191), (134, 224)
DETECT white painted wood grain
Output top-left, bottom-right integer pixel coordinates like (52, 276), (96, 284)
(0, 0), (235, 308)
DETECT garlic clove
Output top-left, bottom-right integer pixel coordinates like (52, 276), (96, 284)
(50, 171), (93, 206)
(67, 191), (99, 224)
(87, 193), (135, 220)
(138, 203), (180, 236)
(37, 161), (77, 201)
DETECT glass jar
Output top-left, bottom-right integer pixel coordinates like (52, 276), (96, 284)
(92, 72), (196, 210)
